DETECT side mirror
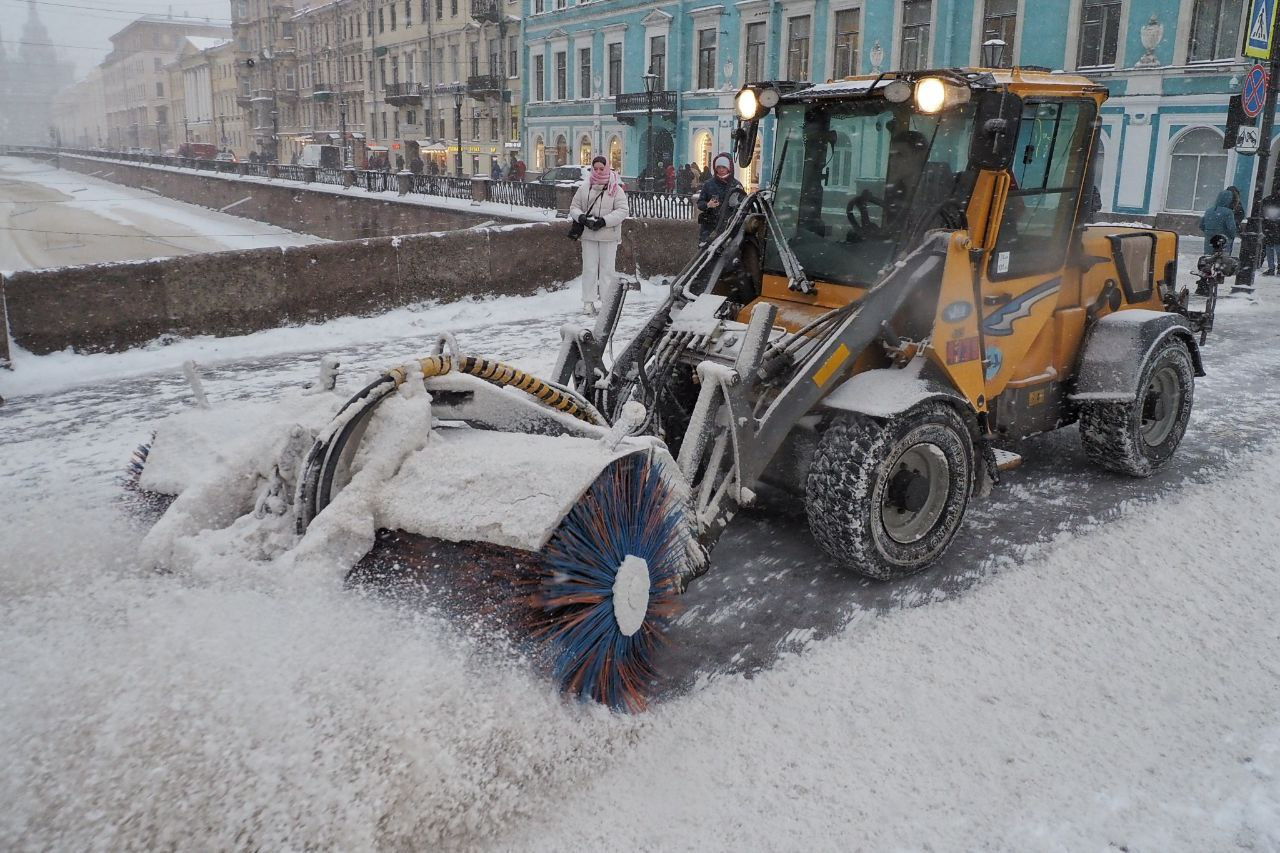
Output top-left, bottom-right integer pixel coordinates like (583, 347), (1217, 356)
(734, 120), (759, 169)
(968, 90), (1022, 171)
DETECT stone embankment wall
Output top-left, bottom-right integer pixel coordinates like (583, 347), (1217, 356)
(1, 219), (698, 357)
(52, 154), (528, 240)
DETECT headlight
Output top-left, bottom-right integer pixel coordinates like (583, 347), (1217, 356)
(736, 88), (760, 121)
(914, 76), (972, 114)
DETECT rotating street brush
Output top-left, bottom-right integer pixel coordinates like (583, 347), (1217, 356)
(350, 451), (688, 712)
(532, 451), (685, 712)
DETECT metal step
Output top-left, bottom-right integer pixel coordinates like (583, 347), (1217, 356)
(993, 449), (1022, 471)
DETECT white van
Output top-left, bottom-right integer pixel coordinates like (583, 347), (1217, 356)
(299, 144), (341, 169)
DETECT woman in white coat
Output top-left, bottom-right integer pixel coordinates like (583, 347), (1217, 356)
(569, 155), (629, 315)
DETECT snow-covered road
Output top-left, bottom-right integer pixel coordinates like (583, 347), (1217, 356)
(2, 166), (1279, 848)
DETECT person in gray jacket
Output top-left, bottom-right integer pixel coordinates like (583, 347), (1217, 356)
(569, 155), (629, 315)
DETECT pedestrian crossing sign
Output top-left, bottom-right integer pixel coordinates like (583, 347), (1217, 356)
(1246, 0), (1278, 59)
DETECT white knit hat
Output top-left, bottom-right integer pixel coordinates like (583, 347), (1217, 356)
(712, 152), (733, 172)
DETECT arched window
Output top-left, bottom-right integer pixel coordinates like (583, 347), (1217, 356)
(1165, 128), (1227, 213)
(696, 131), (713, 171)
(578, 134), (592, 165)
(608, 135), (622, 170)
(534, 136), (546, 170)
(555, 134), (569, 166)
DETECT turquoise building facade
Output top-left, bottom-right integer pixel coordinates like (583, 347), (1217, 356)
(522, 0), (1258, 229)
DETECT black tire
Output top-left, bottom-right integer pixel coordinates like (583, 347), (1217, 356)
(806, 403), (975, 580)
(1079, 337), (1194, 477)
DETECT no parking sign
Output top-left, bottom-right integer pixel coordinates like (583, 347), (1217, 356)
(1243, 64), (1269, 119)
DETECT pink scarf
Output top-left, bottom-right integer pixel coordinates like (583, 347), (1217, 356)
(589, 168), (622, 197)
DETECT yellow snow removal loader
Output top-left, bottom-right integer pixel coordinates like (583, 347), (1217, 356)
(134, 67), (1207, 711)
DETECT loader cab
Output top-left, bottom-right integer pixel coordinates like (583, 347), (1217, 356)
(762, 89), (981, 288)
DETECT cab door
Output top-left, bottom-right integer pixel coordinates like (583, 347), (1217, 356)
(979, 98), (1097, 401)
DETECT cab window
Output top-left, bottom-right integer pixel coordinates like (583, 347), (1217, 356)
(988, 100), (1095, 279)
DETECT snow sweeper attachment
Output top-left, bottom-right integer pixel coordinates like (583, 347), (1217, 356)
(133, 66), (1209, 711)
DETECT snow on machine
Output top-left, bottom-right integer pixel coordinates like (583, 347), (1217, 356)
(133, 68), (1209, 711)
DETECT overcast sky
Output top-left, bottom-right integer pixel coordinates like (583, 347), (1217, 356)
(0, 0), (232, 79)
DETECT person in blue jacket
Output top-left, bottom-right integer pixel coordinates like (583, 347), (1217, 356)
(1200, 188), (1240, 254)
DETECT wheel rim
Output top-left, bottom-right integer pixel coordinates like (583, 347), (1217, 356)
(1141, 364), (1181, 447)
(881, 442), (951, 544)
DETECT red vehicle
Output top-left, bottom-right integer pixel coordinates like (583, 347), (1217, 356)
(178, 142), (219, 160)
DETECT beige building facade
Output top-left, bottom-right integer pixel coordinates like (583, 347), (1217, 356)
(101, 16), (231, 152)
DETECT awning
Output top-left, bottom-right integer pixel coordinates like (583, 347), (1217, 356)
(351, 132), (366, 140)
(328, 133), (340, 141)
(366, 144), (389, 152)
(423, 142), (449, 153)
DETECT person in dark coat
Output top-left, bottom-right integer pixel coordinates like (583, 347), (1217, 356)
(1200, 188), (1240, 255)
(1228, 185), (1246, 234)
(675, 162), (694, 195)
(490, 160), (503, 180)
(1261, 191), (1280, 275)
(695, 152), (744, 246)
(409, 155), (424, 175)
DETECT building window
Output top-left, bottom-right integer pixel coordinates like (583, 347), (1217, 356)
(609, 135), (622, 170)
(900, 0), (931, 71)
(697, 28), (717, 89)
(154, 57), (162, 71)
(510, 115), (518, 140)
(1166, 128), (1228, 212)
(436, 0), (442, 18)
(555, 50), (567, 99)
(1077, 0), (1121, 68)
(579, 46), (591, 98)
(535, 54), (546, 100)
(608, 42), (622, 96)
(555, 134), (567, 165)
(535, 0), (544, 12)
(744, 22), (766, 83)
(390, 4), (397, 29)
(649, 35), (666, 90)
(832, 8), (860, 78)
(787, 16), (810, 81)
(981, 0), (1017, 67)
(378, 7), (384, 32)
(472, 115), (480, 140)
(405, 0), (411, 26)
(155, 81), (163, 97)
(578, 134), (592, 165)
(451, 0), (457, 15)
(510, 37), (518, 77)
(535, 136), (545, 169)
(1188, 0), (1241, 63)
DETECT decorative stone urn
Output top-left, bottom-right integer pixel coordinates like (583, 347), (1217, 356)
(1136, 15), (1164, 68)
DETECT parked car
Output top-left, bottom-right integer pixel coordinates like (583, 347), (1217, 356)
(535, 165), (591, 186)
(215, 152), (237, 162)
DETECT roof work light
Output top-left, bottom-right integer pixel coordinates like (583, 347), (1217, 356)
(914, 76), (972, 114)
(735, 84), (782, 121)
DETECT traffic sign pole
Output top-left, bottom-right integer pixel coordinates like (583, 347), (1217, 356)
(1238, 2), (1280, 292)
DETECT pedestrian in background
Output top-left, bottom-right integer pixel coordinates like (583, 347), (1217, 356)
(696, 152), (743, 247)
(569, 155), (629, 315)
(490, 160), (503, 180)
(1261, 190), (1280, 275)
(511, 158), (526, 181)
(665, 162), (676, 194)
(1200, 188), (1240, 255)
(1228, 185), (1246, 235)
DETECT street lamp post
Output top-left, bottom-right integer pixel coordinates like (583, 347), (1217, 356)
(155, 120), (162, 153)
(454, 86), (464, 177)
(219, 114), (227, 147)
(270, 108), (279, 162)
(183, 115), (190, 144)
(642, 70), (658, 193)
(339, 98), (349, 167)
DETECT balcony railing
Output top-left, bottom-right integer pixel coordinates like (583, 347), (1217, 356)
(470, 0), (500, 23)
(384, 81), (421, 104)
(613, 90), (678, 124)
(466, 74), (503, 97)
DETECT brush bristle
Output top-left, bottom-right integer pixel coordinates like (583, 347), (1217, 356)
(535, 453), (685, 712)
